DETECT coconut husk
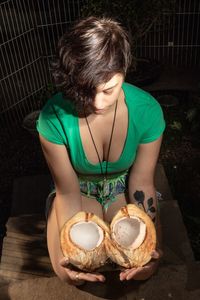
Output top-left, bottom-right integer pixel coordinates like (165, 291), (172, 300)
(60, 211), (110, 271)
(105, 204), (156, 268)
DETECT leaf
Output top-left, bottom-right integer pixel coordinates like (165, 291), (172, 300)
(147, 197), (153, 207)
(186, 108), (197, 122)
(134, 190), (145, 203)
(169, 121), (182, 131)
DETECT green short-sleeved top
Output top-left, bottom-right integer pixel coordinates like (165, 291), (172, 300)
(36, 82), (165, 175)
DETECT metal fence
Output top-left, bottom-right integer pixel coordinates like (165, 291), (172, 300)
(0, 0), (82, 132)
(0, 0), (200, 132)
(137, 0), (200, 67)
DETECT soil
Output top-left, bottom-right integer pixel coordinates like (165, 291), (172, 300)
(0, 91), (200, 260)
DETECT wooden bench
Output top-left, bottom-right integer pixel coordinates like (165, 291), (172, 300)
(0, 164), (198, 300)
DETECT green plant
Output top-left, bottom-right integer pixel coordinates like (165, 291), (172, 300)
(169, 120), (182, 131)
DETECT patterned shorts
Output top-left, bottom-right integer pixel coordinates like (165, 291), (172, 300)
(45, 170), (162, 219)
(79, 170), (129, 210)
(45, 170), (129, 219)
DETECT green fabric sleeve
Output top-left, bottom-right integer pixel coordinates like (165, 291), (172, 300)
(140, 96), (166, 144)
(36, 104), (66, 145)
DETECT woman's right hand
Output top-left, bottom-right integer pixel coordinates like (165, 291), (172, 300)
(60, 257), (106, 285)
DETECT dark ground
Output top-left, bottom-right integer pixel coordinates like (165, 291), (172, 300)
(0, 91), (200, 261)
(158, 91), (200, 260)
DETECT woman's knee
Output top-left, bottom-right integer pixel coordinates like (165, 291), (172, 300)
(81, 195), (103, 219)
(103, 193), (127, 223)
(52, 262), (70, 282)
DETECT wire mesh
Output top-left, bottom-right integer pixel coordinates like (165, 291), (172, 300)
(136, 0), (200, 67)
(0, 0), (200, 134)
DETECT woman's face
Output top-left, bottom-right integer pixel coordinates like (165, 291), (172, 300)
(93, 73), (124, 114)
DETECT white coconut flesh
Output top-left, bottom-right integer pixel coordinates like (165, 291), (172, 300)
(69, 221), (104, 251)
(112, 216), (146, 249)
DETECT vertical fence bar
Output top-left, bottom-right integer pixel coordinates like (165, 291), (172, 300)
(171, 9), (176, 65)
(194, 1), (200, 66)
(180, 0), (187, 65)
(184, 0), (190, 66)
(189, 8), (195, 66)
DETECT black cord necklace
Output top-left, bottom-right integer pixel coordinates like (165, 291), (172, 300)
(84, 99), (118, 195)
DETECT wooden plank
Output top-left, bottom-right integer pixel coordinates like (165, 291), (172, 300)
(3, 240), (48, 258)
(0, 269), (51, 281)
(0, 258), (54, 277)
(1, 249), (51, 265)
(3, 235), (47, 250)
(0, 275), (18, 289)
(6, 231), (45, 240)
(0, 214), (54, 287)
(6, 215), (46, 236)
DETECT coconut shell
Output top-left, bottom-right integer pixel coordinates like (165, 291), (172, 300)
(60, 211), (110, 271)
(105, 204), (156, 268)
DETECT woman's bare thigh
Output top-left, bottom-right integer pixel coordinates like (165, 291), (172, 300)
(81, 195), (104, 218)
(80, 194), (127, 224)
(103, 193), (128, 224)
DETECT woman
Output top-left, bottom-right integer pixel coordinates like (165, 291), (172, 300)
(36, 16), (165, 285)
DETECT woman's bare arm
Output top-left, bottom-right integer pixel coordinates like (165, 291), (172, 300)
(39, 135), (82, 231)
(128, 136), (163, 229)
(119, 136), (163, 281)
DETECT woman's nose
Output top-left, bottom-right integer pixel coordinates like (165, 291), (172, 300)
(94, 94), (105, 110)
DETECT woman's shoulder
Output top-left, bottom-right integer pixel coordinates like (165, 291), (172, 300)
(122, 82), (157, 106)
(123, 82), (165, 143)
(41, 92), (75, 117)
(36, 93), (76, 145)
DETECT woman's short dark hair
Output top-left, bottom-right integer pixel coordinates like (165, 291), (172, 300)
(52, 16), (132, 115)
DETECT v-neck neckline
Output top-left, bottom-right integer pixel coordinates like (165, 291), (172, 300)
(76, 83), (130, 167)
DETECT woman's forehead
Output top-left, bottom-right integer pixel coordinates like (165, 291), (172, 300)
(96, 73), (123, 91)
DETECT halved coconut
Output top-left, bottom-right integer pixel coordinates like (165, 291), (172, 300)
(105, 204), (156, 268)
(60, 211), (110, 271)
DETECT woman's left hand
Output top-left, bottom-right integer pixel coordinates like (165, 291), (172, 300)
(119, 249), (163, 281)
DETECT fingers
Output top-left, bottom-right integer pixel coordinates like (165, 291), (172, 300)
(59, 257), (106, 283)
(128, 266), (151, 280)
(60, 249), (163, 283)
(120, 265), (152, 281)
(76, 272), (105, 282)
(65, 268), (105, 283)
(119, 260), (159, 281)
(151, 248), (163, 260)
(120, 267), (144, 281)
(59, 257), (69, 267)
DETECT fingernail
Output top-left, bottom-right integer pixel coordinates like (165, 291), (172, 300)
(99, 277), (105, 282)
